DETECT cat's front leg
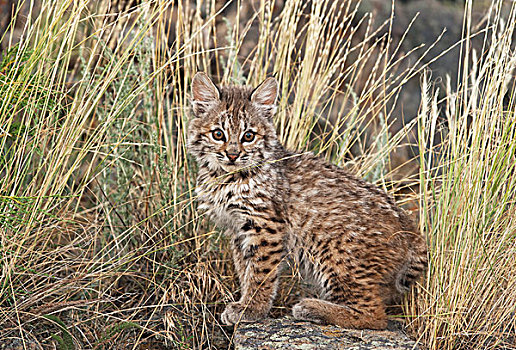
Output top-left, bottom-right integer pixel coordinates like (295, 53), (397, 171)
(221, 218), (285, 325)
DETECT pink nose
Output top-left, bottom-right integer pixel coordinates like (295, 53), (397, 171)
(226, 152), (239, 162)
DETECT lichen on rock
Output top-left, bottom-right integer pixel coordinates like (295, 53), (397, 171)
(234, 316), (419, 350)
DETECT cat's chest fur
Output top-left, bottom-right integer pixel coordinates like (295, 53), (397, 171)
(195, 169), (273, 232)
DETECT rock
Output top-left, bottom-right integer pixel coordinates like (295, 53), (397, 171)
(0, 339), (42, 350)
(234, 316), (419, 350)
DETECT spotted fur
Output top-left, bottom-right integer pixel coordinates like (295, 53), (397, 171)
(187, 72), (428, 329)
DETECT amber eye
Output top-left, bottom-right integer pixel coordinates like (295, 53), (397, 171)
(242, 131), (255, 143)
(211, 129), (225, 141)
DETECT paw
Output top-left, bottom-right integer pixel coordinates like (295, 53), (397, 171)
(292, 299), (325, 324)
(220, 302), (266, 325)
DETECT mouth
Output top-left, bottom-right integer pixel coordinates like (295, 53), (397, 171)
(222, 161), (239, 169)
(221, 160), (246, 172)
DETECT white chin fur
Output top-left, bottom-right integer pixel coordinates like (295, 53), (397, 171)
(220, 163), (244, 173)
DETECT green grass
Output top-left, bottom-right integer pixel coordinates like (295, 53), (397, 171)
(0, 0), (515, 348)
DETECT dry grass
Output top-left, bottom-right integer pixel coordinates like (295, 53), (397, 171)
(406, 2), (516, 349)
(0, 0), (515, 349)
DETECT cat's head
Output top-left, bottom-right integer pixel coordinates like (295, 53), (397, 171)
(187, 72), (280, 173)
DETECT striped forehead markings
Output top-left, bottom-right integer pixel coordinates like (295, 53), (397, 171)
(218, 110), (228, 130)
(215, 109), (253, 135)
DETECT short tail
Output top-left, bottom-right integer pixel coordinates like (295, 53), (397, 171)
(396, 215), (428, 293)
(396, 251), (427, 294)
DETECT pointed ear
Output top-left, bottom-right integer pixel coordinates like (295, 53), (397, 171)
(191, 72), (220, 115)
(251, 77), (278, 107)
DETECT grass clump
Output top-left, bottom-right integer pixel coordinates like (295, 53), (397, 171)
(408, 2), (516, 348)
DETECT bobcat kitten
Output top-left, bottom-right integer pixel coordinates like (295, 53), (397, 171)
(187, 72), (427, 330)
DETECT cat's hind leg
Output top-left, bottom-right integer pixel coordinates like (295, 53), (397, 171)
(292, 285), (388, 330)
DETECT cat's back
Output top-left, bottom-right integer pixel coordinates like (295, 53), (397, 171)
(284, 152), (408, 234)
